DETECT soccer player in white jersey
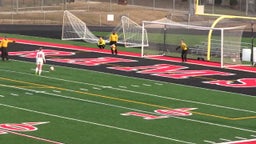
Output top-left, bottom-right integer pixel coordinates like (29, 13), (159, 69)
(35, 47), (46, 76)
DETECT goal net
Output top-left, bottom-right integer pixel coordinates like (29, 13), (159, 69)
(105, 16), (148, 48)
(141, 20), (246, 68)
(121, 16), (148, 47)
(61, 10), (98, 43)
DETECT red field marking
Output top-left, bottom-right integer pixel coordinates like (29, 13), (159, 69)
(149, 55), (221, 67)
(226, 65), (256, 73)
(13, 38), (256, 73)
(15, 38), (141, 57)
(0, 128), (64, 144)
(218, 139), (256, 144)
(49, 57), (137, 66)
(0, 122), (64, 144)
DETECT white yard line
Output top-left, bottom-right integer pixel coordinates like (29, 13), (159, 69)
(251, 135), (256, 137)
(0, 128), (64, 144)
(0, 83), (256, 134)
(1, 68), (256, 115)
(234, 136), (248, 140)
(0, 102), (195, 144)
(219, 138), (231, 142)
(203, 140), (216, 144)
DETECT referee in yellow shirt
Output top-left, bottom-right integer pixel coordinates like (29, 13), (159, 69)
(0, 36), (15, 61)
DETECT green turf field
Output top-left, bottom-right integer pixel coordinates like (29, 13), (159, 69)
(0, 60), (256, 144)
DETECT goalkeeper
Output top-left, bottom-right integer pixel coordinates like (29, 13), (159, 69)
(110, 44), (118, 55)
(97, 36), (106, 49)
(109, 31), (118, 46)
(176, 39), (188, 62)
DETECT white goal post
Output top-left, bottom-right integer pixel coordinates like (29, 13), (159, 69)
(62, 12), (148, 47)
(61, 10), (98, 43)
(141, 20), (246, 68)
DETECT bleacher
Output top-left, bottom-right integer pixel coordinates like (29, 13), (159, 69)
(190, 40), (251, 60)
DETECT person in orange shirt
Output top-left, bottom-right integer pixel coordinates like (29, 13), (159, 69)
(0, 36), (15, 61)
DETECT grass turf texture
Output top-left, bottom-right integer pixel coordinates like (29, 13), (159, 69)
(0, 60), (256, 144)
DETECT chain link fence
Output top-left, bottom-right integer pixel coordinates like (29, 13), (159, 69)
(0, 0), (190, 12)
(0, 0), (255, 26)
(0, 0), (187, 26)
(197, 0), (256, 16)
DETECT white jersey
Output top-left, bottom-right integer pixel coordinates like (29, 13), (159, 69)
(36, 50), (46, 64)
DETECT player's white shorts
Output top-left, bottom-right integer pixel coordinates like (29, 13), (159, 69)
(36, 58), (44, 65)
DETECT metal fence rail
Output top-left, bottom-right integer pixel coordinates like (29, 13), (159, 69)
(0, 0), (255, 26)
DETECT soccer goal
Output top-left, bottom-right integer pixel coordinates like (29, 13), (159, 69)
(105, 16), (148, 48)
(141, 20), (246, 68)
(121, 16), (148, 48)
(61, 10), (98, 43)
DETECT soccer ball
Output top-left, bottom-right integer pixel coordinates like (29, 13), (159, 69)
(50, 66), (54, 71)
